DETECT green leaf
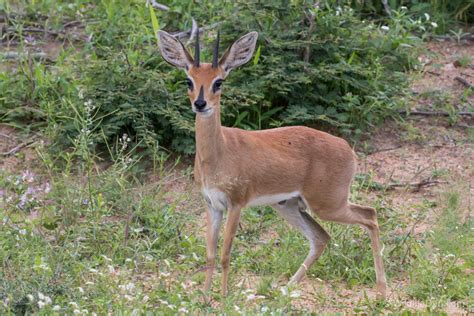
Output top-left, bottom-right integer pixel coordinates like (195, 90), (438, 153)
(149, 4), (160, 42)
(253, 45), (261, 66)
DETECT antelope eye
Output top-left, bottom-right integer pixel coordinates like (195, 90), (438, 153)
(213, 79), (224, 93)
(186, 78), (193, 91)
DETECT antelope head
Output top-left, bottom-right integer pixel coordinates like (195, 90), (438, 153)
(157, 29), (258, 117)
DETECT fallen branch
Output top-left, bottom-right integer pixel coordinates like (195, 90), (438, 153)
(146, 0), (170, 11)
(426, 70), (441, 76)
(172, 22), (222, 41)
(303, 9), (316, 63)
(399, 110), (474, 117)
(365, 145), (402, 155)
(186, 18), (198, 46)
(386, 178), (448, 191)
(6, 26), (61, 37)
(1, 51), (50, 61)
(454, 76), (474, 90)
(0, 139), (37, 157)
(381, 0), (392, 16)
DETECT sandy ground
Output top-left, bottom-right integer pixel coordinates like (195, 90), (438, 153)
(1, 38), (472, 313)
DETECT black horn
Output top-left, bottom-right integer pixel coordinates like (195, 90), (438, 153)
(212, 31), (220, 68)
(194, 27), (200, 67)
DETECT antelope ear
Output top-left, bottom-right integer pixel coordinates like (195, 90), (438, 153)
(157, 30), (193, 70)
(219, 31), (258, 74)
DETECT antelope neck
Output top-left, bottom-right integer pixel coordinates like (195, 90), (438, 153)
(195, 105), (224, 166)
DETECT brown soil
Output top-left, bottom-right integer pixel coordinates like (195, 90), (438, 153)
(1, 38), (472, 313)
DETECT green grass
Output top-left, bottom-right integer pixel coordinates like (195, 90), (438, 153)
(1, 0), (472, 314)
(1, 136), (471, 313)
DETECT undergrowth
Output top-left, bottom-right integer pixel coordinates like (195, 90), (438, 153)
(0, 0), (434, 154)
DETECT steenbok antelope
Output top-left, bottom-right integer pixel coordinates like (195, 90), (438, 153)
(157, 29), (387, 299)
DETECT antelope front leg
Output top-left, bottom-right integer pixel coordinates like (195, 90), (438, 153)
(221, 207), (242, 296)
(204, 205), (223, 292)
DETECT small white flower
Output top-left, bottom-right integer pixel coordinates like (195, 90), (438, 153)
(125, 258), (132, 263)
(142, 295), (149, 303)
(234, 305), (241, 312)
(27, 294), (34, 302)
(261, 306), (269, 312)
(19, 229), (27, 235)
(52, 305), (61, 311)
(69, 302), (79, 309)
(78, 287), (84, 294)
(44, 296), (52, 305)
(431, 22), (438, 28)
(125, 282), (135, 292)
(246, 293), (256, 301)
(178, 307), (189, 313)
(280, 286), (288, 296)
(38, 292), (45, 300)
(73, 309), (81, 315)
(381, 25), (390, 31)
(101, 255), (112, 262)
(89, 268), (98, 273)
(424, 13), (430, 21)
(38, 301), (46, 309)
(400, 6), (407, 10)
(290, 290), (301, 298)
(107, 265), (115, 273)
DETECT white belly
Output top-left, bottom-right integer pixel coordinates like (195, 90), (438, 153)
(247, 191), (300, 207)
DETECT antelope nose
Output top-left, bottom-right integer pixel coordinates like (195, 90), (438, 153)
(194, 99), (207, 110)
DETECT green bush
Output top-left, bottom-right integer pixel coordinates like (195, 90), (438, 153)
(1, 1), (425, 154)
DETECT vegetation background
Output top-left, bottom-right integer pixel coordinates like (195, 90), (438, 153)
(0, 0), (473, 314)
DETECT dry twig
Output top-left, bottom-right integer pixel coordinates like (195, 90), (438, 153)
(454, 76), (474, 90)
(386, 178), (448, 191)
(399, 110), (474, 117)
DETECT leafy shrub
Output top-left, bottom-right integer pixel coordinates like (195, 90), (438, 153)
(1, 1), (425, 154)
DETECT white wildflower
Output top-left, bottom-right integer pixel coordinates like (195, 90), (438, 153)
(125, 282), (135, 292)
(27, 294), (34, 302)
(52, 305), (61, 311)
(89, 268), (98, 273)
(234, 305), (241, 312)
(142, 295), (149, 303)
(424, 13), (430, 21)
(73, 309), (81, 315)
(38, 292), (45, 300)
(44, 296), (52, 305)
(78, 287), (84, 294)
(101, 255), (112, 262)
(381, 25), (390, 31)
(431, 22), (438, 28)
(290, 290), (301, 298)
(69, 302), (79, 309)
(400, 6), (407, 10)
(38, 301), (46, 309)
